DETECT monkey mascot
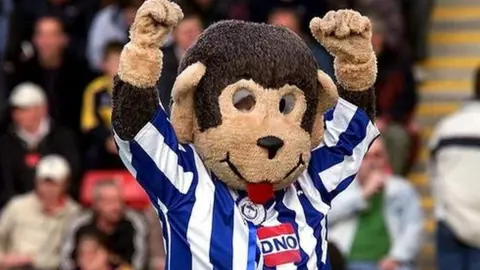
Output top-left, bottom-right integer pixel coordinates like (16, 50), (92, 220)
(112, 0), (379, 269)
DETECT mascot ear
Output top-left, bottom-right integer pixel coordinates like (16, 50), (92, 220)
(311, 70), (339, 148)
(170, 62), (206, 144)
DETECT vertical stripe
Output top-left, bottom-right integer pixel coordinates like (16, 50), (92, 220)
(187, 153), (215, 270)
(130, 146), (196, 270)
(320, 217), (328, 264)
(280, 186), (317, 270)
(135, 122), (196, 194)
(155, 199), (172, 270)
(255, 242), (263, 270)
(209, 180), (234, 270)
(321, 122), (379, 195)
(247, 222), (257, 270)
(298, 174), (330, 269)
(323, 98), (357, 147)
(324, 106), (334, 121)
(150, 105), (182, 152)
(261, 196), (283, 270)
(113, 132), (137, 178)
(232, 205), (249, 270)
(130, 141), (190, 207)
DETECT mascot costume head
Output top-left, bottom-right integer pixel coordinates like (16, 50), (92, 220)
(112, 0), (379, 268)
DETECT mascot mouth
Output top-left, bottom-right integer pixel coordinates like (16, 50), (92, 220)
(220, 152), (305, 182)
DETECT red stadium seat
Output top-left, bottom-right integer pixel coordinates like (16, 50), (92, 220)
(80, 170), (150, 210)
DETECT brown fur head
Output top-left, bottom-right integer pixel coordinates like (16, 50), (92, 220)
(170, 20), (338, 191)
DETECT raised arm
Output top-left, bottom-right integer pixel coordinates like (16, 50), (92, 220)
(308, 10), (380, 201)
(112, 0), (199, 209)
(310, 10), (377, 120)
(112, 0), (183, 140)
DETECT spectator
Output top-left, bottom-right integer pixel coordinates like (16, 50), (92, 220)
(0, 67), (7, 131)
(328, 242), (346, 270)
(370, 15), (418, 176)
(328, 137), (424, 270)
(248, 0), (329, 35)
(267, 7), (334, 78)
(177, 0), (229, 27)
(0, 0), (12, 61)
(0, 155), (80, 270)
(401, 0), (435, 62)
(0, 83), (81, 208)
(157, 13), (204, 111)
(3, 15), (93, 134)
(428, 67), (480, 270)
(87, 0), (142, 72)
(60, 180), (148, 270)
(4, 0), (100, 62)
(326, 0), (406, 58)
(81, 41), (124, 170)
(144, 206), (165, 270)
(75, 228), (133, 270)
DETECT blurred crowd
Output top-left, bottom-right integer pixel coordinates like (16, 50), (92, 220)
(0, 0), (439, 269)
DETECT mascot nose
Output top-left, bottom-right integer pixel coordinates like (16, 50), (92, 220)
(257, 136), (284, 159)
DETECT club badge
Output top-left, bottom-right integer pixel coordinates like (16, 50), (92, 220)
(238, 197), (266, 226)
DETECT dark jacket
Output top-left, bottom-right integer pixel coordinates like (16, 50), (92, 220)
(4, 52), (93, 135)
(0, 121), (81, 208)
(156, 44), (180, 113)
(81, 76), (124, 170)
(60, 210), (148, 270)
(4, 0), (100, 62)
(375, 49), (418, 124)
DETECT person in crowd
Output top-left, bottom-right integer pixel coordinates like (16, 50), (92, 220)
(0, 68), (7, 132)
(328, 137), (424, 270)
(176, 0), (230, 27)
(4, 0), (100, 62)
(328, 242), (346, 270)
(156, 13), (204, 111)
(326, 0), (406, 58)
(81, 41), (125, 170)
(0, 0), (12, 61)
(369, 15), (419, 176)
(87, 0), (142, 71)
(267, 6), (334, 78)
(144, 206), (165, 270)
(428, 67), (480, 270)
(0, 83), (81, 208)
(248, 0), (328, 34)
(75, 228), (133, 270)
(3, 15), (93, 134)
(0, 155), (80, 270)
(401, 0), (434, 62)
(60, 180), (148, 270)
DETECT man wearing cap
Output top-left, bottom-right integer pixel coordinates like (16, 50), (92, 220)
(0, 154), (80, 270)
(0, 82), (81, 208)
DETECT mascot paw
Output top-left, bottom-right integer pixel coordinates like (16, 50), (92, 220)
(131, 0), (184, 48)
(310, 10), (377, 91)
(310, 10), (374, 64)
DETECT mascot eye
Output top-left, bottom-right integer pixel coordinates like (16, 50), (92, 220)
(233, 89), (256, 112)
(279, 94), (295, 114)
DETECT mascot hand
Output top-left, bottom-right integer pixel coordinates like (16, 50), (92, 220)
(130, 0), (183, 48)
(310, 10), (377, 90)
(310, 10), (373, 64)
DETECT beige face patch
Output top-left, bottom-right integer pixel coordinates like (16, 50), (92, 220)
(194, 79), (312, 190)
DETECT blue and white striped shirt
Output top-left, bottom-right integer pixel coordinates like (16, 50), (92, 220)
(114, 97), (379, 270)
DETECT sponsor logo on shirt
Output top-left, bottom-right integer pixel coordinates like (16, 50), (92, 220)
(258, 223), (301, 267)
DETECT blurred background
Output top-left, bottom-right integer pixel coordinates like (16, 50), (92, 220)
(0, 0), (479, 269)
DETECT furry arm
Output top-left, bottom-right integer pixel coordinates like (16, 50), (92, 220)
(112, 0), (183, 140)
(310, 10), (377, 121)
